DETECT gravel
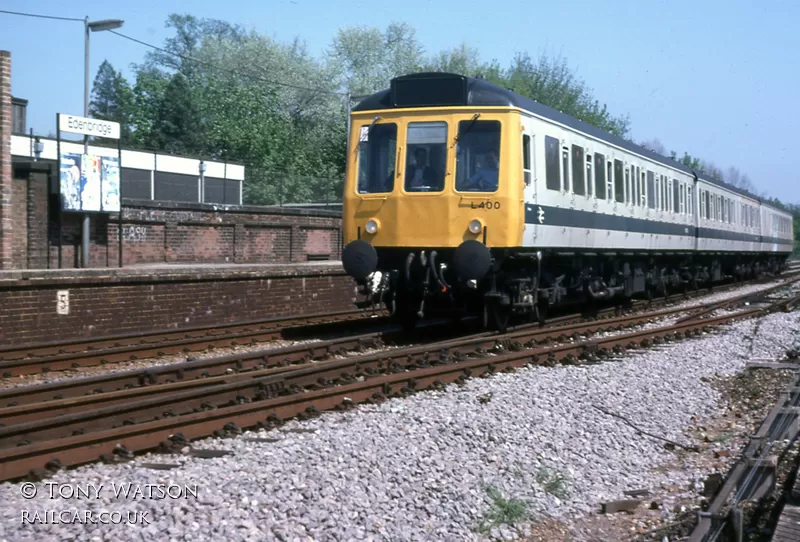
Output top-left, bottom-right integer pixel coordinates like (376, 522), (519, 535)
(0, 339), (318, 390)
(1, 300), (799, 541)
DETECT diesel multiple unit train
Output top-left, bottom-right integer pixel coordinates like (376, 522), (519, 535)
(341, 72), (795, 331)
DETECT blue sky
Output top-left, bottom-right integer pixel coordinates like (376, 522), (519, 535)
(2, 0), (798, 202)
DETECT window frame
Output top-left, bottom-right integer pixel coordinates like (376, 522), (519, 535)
(544, 135), (561, 191)
(454, 119), (502, 194)
(572, 144), (585, 196)
(594, 153), (606, 199)
(355, 121), (398, 195)
(614, 159), (625, 203)
(522, 134), (532, 187)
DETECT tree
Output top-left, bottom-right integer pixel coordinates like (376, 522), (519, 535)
(724, 166), (754, 192)
(424, 43), (483, 75)
(328, 22), (424, 96)
(499, 53), (630, 137)
(153, 73), (204, 155)
(89, 60), (134, 144)
(128, 68), (170, 150)
(640, 138), (667, 156)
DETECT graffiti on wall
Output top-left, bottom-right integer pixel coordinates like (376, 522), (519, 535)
(123, 225), (148, 243)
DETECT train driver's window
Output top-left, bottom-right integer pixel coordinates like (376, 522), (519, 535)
(456, 120), (501, 193)
(357, 122), (397, 194)
(405, 122), (447, 192)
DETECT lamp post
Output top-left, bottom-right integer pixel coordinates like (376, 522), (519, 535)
(81, 16), (124, 268)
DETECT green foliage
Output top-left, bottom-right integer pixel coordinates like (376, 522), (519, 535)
(89, 60), (134, 145)
(154, 72), (204, 155)
(89, 15), (710, 204)
(500, 53), (630, 137)
(535, 466), (570, 499)
(475, 484), (529, 534)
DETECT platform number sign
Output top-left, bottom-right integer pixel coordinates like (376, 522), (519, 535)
(57, 290), (70, 315)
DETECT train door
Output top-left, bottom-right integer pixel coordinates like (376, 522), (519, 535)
(521, 117), (537, 248)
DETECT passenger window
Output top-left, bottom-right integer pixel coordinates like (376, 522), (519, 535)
(655, 176), (661, 210)
(647, 171), (655, 209)
(562, 148), (571, 192)
(456, 120), (501, 192)
(673, 180), (679, 214)
(614, 160), (624, 203)
(595, 153), (606, 199)
(545, 135), (560, 191)
(679, 183), (685, 214)
(687, 186), (692, 216)
(639, 170), (645, 207)
(628, 166), (634, 205)
(405, 121), (447, 192)
(357, 122), (397, 194)
(667, 179), (673, 213)
(572, 145), (585, 195)
(586, 154), (593, 197)
(522, 134), (531, 187)
(606, 161), (613, 201)
(702, 191), (707, 219)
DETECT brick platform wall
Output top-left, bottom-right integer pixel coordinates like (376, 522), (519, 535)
(0, 265), (357, 347)
(9, 177), (344, 270)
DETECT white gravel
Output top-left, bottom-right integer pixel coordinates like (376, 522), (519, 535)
(1, 308), (799, 541)
(667, 277), (798, 311)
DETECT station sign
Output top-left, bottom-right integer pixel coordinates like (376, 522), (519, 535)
(58, 114), (120, 140)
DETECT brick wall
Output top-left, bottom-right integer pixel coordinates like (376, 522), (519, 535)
(0, 51), (12, 269)
(9, 173), (344, 270)
(10, 175), (26, 267)
(0, 264), (357, 347)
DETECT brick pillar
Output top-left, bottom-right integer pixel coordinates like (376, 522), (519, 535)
(0, 51), (12, 269)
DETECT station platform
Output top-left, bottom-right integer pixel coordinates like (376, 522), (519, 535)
(0, 261), (357, 348)
(0, 260), (346, 286)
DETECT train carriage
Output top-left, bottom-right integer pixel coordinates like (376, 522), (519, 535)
(341, 72), (794, 331)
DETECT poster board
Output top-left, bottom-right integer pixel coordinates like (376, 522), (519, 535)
(59, 152), (121, 212)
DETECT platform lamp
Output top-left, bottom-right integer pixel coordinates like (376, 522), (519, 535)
(80, 16), (124, 268)
(33, 137), (44, 161)
(199, 161), (207, 203)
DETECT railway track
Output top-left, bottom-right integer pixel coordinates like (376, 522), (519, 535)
(0, 308), (389, 369)
(2, 277), (794, 409)
(0, 279), (797, 482)
(1, 273), (794, 378)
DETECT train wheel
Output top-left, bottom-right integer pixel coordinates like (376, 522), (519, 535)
(531, 302), (547, 327)
(483, 300), (510, 333)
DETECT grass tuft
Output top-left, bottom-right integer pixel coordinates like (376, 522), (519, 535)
(475, 484), (529, 534)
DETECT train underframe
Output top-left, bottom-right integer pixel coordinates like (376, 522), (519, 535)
(352, 246), (789, 332)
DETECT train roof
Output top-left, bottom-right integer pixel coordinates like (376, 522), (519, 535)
(354, 72), (779, 208)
